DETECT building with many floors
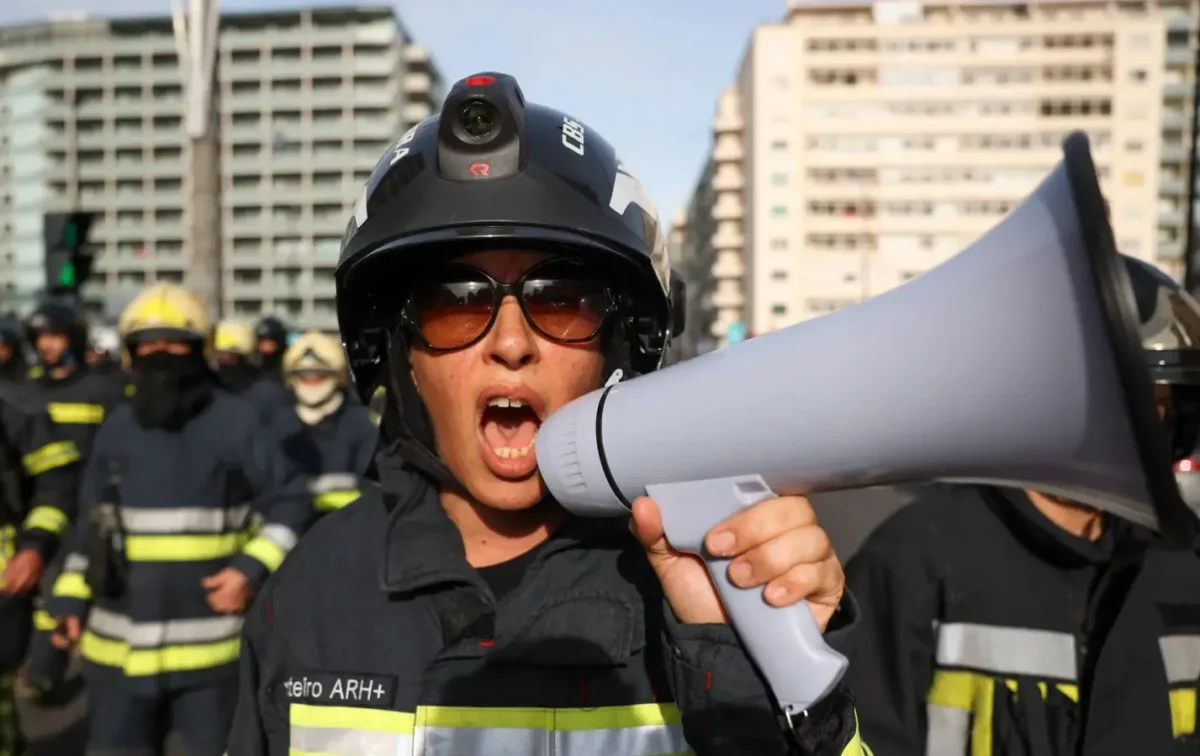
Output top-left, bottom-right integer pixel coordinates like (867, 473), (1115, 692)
(0, 5), (442, 330)
(680, 0), (1198, 343)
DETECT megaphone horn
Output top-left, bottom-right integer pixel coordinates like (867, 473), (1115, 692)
(536, 131), (1198, 717)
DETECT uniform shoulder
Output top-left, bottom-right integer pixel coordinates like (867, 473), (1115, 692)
(855, 483), (992, 557)
(269, 484), (390, 592)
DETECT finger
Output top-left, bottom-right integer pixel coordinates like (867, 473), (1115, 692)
(726, 525), (834, 588)
(763, 559), (843, 608)
(201, 575), (220, 588)
(67, 617), (81, 640)
(706, 496), (816, 556)
(51, 633), (69, 650)
(630, 497), (670, 556)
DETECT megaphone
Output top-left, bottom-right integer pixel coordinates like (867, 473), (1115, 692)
(536, 132), (1198, 719)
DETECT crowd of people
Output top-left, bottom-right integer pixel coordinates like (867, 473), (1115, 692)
(0, 69), (1197, 756)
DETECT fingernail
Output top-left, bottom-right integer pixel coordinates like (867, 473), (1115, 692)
(708, 530), (735, 555)
(765, 584), (788, 604)
(728, 560), (752, 585)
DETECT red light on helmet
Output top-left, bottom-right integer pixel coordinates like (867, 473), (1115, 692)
(466, 75), (495, 87)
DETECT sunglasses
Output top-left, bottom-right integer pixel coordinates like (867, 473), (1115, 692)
(402, 258), (619, 351)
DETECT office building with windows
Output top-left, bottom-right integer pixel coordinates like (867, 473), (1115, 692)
(679, 0), (1197, 341)
(0, 5), (442, 329)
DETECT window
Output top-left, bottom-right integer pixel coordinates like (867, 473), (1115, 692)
(771, 206), (789, 218)
(771, 304), (788, 316)
(1129, 69), (1147, 83)
(772, 173), (788, 187)
(1124, 140), (1144, 152)
(770, 140), (788, 152)
(770, 238), (788, 251)
(1121, 170), (1144, 187)
(770, 270), (788, 281)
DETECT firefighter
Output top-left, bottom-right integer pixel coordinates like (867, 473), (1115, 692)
(211, 319), (288, 422)
(273, 331), (376, 517)
(252, 316), (289, 384)
(47, 283), (312, 756)
(0, 387), (80, 756)
(22, 301), (125, 696)
(844, 254), (1200, 755)
(228, 72), (863, 755)
(0, 319), (25, 385)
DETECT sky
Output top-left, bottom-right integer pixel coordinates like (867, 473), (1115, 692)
(0, 0), (788, 219)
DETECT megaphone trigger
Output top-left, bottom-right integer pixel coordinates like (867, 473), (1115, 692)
(647, 474), (849, 716)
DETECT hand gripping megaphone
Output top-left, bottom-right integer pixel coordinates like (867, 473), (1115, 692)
(536, 132), (1199, 718)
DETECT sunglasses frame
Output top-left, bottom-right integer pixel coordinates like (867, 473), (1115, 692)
(400, 257), (622, 352)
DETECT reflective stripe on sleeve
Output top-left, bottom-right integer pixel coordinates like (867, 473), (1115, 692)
(1159, 634), (1200, 685)
(33, 609), (56, 632)
(22, 441), (80, 475)
(79, 631), (241, 676)
(242, 523), (298, 573)
(120, 505), (252, 534)
(87, 606), (243, 649)
(1169, 688), (1197, 738)
(47, 402), (105, 425)
(309, 473), (358, 494)
(935, 622), (1077, 680)
(925, 670), (994, 756)
(23, 505), (69, 535)
(63, 553), (89, 573)
(315, 490), (360, 512)
(52, 570), (92, 601)
(288, 703), (691, 756)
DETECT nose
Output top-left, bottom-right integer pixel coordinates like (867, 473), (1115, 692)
(484, 294), (537, 369)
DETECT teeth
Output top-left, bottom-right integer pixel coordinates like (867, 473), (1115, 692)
(493, 440), (535, 458)
(487, 397), (528, 409)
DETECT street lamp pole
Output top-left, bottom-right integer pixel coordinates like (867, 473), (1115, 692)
(172, 0), (223, 318)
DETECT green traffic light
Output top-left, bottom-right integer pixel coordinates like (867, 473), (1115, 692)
(58, 261), (76, 288)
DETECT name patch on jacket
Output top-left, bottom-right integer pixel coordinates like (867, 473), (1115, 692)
(280, 672), (397, 708)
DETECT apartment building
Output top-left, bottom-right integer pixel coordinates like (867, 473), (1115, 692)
(0, 5), (442, 330)
(681, 0), (1198, 341)
(669, 160), (722, 360)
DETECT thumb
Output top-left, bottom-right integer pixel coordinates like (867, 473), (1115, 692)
(630, 497), (674, 563)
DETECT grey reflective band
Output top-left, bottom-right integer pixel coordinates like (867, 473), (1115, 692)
(119, 505), (252, 533)
(259, 523), (298, 552)
(63, 553), (89, 572)
(88, 607), (243, 648)
(309, 473), (359, 493)
(935, 622), (1077, 680)
(290, 725), (411, 755)
(1159, 634), (1200, 684)
(925, 705), (970, 756)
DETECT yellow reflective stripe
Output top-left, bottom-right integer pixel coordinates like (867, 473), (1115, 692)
(242, 536), (287, 572)
(926, 670), (994, 756)
(52, 570), (91, 600)
(27, 366), (43, 379)
(1169, 687), (1196, 737)
(842, 712), (866, 756)
(22, 441), (80, 475)
(419, 702), (681, 730)
(1000, 678), (1079, 702)
(125, 532), (250, 562)
(124, 384), (136, 398)
(315, 490), (360, 512)
(292, 704), (415, 733)
(23, 505), (69, 535)
(369, 411), (381, 426)
(33, 609), (56, 632)
(47, 402), (105, 424)
(79, 630), (240, 676)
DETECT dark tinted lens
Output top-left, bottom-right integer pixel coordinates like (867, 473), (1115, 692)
(411, 270), (496, 349)
(520, 263), (611, 342)
(459, 100), (498, 140)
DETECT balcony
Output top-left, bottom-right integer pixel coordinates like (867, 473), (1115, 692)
(711, 168), (744, 192)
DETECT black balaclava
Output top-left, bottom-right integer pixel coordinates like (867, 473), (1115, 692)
(258, 341), (284, 379)
(0, 335), (25, 382)
(215, 355), (260, 394)
(129, 349), (215, 430)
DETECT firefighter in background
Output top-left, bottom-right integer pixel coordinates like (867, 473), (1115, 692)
(47, 284), (312, 756)
(252, 316), (288, 383)
(0, 319), (26, 385)
(21, 301), (125, 697)
(0, 389), (80, 756)
(212, 319), (295, 423)
(86, 327), (122, 377)
(272, 331), (376, 517)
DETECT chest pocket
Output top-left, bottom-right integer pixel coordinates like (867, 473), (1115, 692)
(288, 701), (689, 756)
(925, 622), (1080, 756)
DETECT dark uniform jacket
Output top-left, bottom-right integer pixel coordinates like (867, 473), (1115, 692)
(0, 388), (80, 668)
(227, 455), (868, 756)
(844, 485), (1200, 756)
(48, 389), (312, 695)
(29, 367), (126, 459)
(242, 378), (293, 424)
(270, 397), (377, 516)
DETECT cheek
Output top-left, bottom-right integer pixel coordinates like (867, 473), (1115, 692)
(411, 351), (476, 443)
(543, 342), (607, 399)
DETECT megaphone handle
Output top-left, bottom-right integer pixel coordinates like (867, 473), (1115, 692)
(646, 475), (849, 716)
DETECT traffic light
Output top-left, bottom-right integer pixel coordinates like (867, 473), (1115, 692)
(43, 212), (96, 294)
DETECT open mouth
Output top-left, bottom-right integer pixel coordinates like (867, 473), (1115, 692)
(480, 396), (542, 460)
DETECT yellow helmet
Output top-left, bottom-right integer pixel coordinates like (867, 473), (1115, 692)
(212, 320), (256, 357)
(119, 284), (209, 343)
(282, 331), (347, 382)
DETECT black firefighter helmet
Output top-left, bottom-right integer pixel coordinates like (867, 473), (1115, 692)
(25, 299), (88, 364)
(1124, 255), (1200, 461)
(335, 71), (685, 485)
